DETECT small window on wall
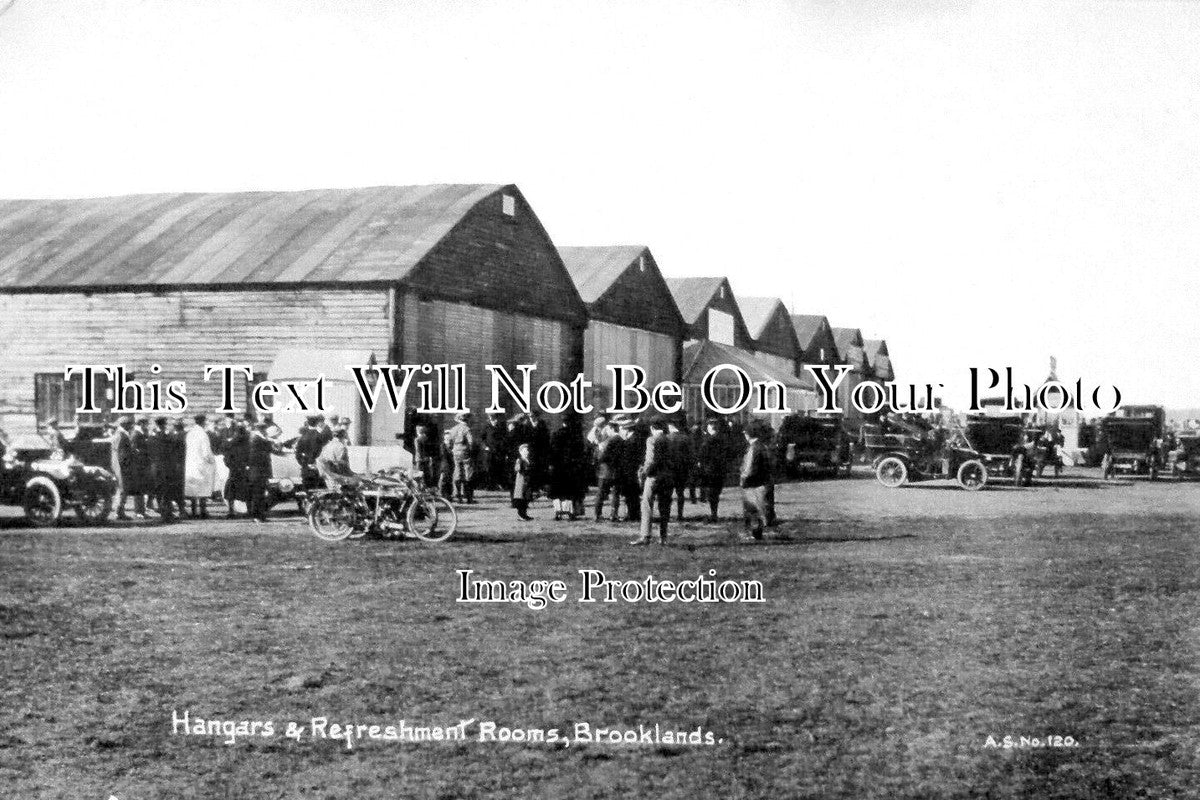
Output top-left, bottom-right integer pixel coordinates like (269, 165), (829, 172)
(708, 309), (735, 346)
(638, 255), (646, 272)
(502, 194), (517, 217)
(819, 348), (825, 361)
(34, 371), (113, 426)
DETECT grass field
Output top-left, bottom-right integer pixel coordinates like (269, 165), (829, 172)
(2, 470), (1199, 798)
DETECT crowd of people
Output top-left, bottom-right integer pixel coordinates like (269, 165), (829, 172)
(429, 410), (779, 544)
(17, 409), (780, 540)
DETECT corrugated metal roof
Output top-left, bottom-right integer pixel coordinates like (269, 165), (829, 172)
(738, 296), (787, 339)
(0, 184), (502, 289)
(790, 314), (828, 349)
(664, 277), (725, 324)
(558, 245), (647, 303)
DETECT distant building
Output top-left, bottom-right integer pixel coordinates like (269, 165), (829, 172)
(667, 278), (813, 424)
(863, 339), (894, 383)
(558, 245), (685, 410)
(739, 296), (802, 377)
(0, 184), (588, 454)
(831, 326), (872, 430)
(790, 314), (839, 377)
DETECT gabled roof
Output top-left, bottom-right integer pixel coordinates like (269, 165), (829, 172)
(738, 297), (787, 339)
(863, 339), (890, 366)
(790, 314), (830, 349)
(558, 245), (649, 304)
(832, 327), (864, 353)
(558, 245), (685, 337)
(0, 184), (505, 289)
(681, 340), (813, 391)
(873, 354), (894, 381)
(665, 277), (726, 325)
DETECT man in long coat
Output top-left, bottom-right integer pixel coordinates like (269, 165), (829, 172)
(185, 414), (216, 518)
(111, 416), (144, 520)
(246, 421), (275, 522)
(666, 417), (693, 521)
(146, 417), (176, 522)
(222, 416), (250, 518)
(593, 420), (623, 522)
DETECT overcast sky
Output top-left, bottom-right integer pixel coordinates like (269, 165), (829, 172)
(1, 0), (1196, 409)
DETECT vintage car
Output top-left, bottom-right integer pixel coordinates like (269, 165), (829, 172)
(963, 413), (1037, 487)
(861, 419), (989, 491)
(0, 434), (118, 526)
(776, 413), (851, 478)
(1099, 405), (1165, 479)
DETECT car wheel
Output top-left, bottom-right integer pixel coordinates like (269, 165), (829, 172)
(23, 478), (63, 527)
(875, 456), (908, 489)
(75, 492), (113, 524)
(957, 460), (988, 491)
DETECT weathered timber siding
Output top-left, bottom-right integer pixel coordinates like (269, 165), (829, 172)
(583, 320), (680, 410)
(0, 288), (391, 432)
(753, 306), (801, 366)
(404, 189), (586, 326)
(399, 294), (582, 423)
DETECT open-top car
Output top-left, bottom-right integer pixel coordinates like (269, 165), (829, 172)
(861, 419), (989, 491)
(1, 434), (118, 526)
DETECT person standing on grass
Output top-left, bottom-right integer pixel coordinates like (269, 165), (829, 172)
(615, 419), (642, 522)
(696, 418), (728, 522)
(480, 412), (506, 490)
(593, 420), (623, 522)
(147, 417), (175, 522)
(448, 412), (476, 503)
(167, 418), (189, 519)
(739, 422), (772, 540)
(245, 421), (276, 523)
(185, 414), (216, 519)
(631, 419), (674, 546)
(512, 443), (534, 521)
(666, 416), (693, 521)
(111, 416), (145, 520)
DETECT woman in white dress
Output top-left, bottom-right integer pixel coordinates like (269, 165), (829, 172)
(184, 414), (217, 519)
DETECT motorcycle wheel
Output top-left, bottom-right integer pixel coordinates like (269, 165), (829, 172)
(307, 493), (357, 541)
(407, 495), (458, 543)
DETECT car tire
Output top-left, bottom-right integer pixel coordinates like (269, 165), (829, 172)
(75, 492), (113, 524)
(957, 460), (988, 491)
(23, 477), (63, 527)
(875, 456), (908, 489)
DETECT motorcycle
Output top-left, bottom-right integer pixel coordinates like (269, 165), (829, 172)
(306, 468), (458, 543)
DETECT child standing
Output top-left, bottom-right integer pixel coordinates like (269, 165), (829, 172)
(512, 443), (534, 520)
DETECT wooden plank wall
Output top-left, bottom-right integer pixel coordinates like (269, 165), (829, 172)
(583, 320), (678, 411)
(0, 288), (392, 434)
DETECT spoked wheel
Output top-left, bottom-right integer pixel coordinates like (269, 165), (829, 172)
(75, 492), (113, 524)
(307, 493), (357, 541)
(406, 494), (458, 542)
(875, 456), (908, 489)
(1011, 454), (1025, 488)
(957, 459), (988, 491)
(23, 479), (63, 527)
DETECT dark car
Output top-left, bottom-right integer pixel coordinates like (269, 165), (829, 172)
(0, 434), (118, 526)
(776, 413), (850, 478)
